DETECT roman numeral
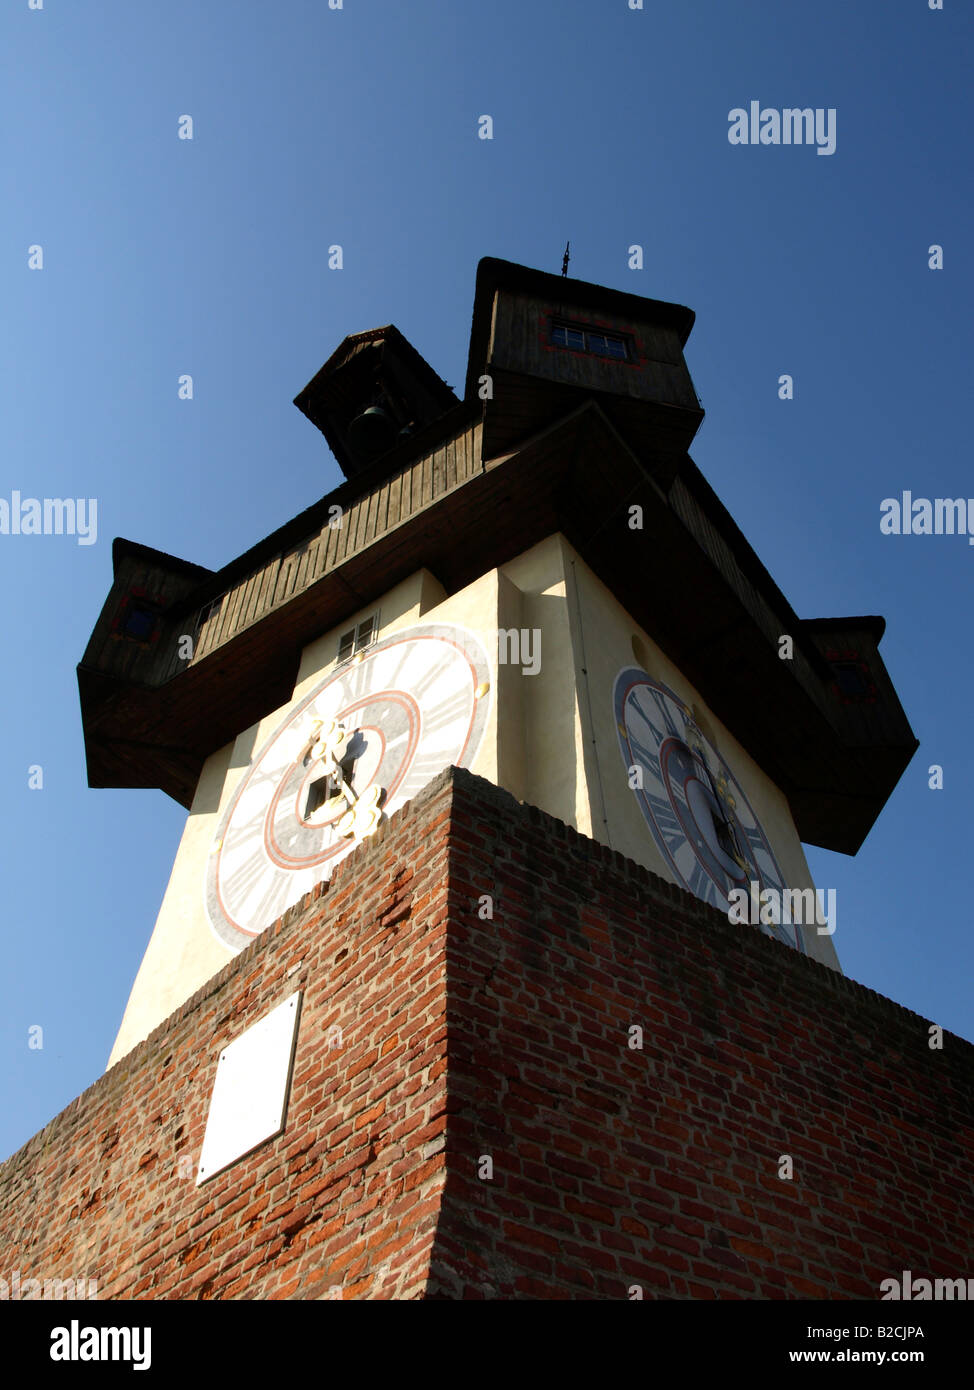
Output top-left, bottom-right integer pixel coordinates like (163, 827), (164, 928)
(626, 731), (661, 783)
(644, 791), (685, 852)
(655, 691), (684, 738)
(627, 692), (665, 748)
(401, 749), (452, 793)
(743, 824), (768, 852)
(374, 639), (416, 691)
(222, 847), (270, 904)
(250, 869), (296, 933)
(409, 653), (454, 702)
(423, 686), (472, 739)
(685, 858), (722, 907)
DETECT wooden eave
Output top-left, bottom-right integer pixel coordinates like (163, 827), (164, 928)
(78, 401), (917, 851)
(166, 401), (480, 620)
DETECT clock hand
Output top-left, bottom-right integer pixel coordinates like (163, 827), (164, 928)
(684, 723), (750, 878)
(307, 717), (384, 839)
(332, 766), (358, 804)
(336, 785), (383, 840)
(308, 718), (352, 771)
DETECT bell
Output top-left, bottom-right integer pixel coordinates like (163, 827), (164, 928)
(347, 406), (396, 460)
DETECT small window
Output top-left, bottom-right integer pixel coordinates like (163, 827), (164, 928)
(124, 605), (157, 641)
(833, 663), (868, 698)
(337, 614), (378, 663)
(114, 594), (163, 645)
(550, 320), (630, 361)
(828, 658), (877, 704)
(552, 324), (586, 350)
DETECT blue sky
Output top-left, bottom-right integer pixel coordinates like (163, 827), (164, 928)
(2, 0), (970, 1161)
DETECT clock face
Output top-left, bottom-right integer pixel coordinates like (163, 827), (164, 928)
(206, 623), (492, 953)
(613, 668), (803, 951)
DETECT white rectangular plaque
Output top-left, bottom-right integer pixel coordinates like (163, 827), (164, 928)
(196, 990), (302, 1184)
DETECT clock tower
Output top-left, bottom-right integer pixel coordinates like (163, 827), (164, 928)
(9, 258), (964, 1307)
(80, 258), (915, 1066)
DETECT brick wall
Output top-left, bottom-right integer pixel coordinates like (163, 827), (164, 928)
(2, 766), (972, 1299)
(432, 772), (974, 1298)
(0, 773), (457, 1300)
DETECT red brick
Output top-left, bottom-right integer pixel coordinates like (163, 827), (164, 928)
(1, 768), (971, 1306)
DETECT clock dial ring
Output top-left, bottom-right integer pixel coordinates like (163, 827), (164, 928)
(264, 690), (420, 868)
(661, 736), (750, 889)
(291, 724), (386, 830)
(613, 666), (803, 951)
(205, 624), (492, 952)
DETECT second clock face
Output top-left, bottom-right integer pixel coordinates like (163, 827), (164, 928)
(613, 667), (802, 951)
(205, 623), (492, 953)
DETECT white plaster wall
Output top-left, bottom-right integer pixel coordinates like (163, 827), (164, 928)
(109, 535), (839, 1067)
